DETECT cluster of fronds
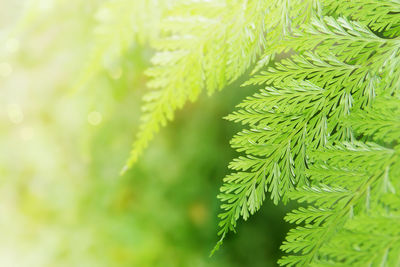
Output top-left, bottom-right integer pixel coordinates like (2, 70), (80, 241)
(217, 1), (400, 266)
(123, 0), (320, 171)
(47, 0), (400, 265)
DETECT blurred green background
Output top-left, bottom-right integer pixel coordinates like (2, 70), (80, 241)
(0, 1), (291, 266)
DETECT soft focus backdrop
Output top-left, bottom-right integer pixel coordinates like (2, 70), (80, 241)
(0, 1), (291, 266)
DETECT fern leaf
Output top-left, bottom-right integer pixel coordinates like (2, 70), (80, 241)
(280, 143), (397, 266)
(123, 0), (275, 170)
(217, 7), (400, 265)
(125, 0), (320, 171)
(322, 0), (400, 37)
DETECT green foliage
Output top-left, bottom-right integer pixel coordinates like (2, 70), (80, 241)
(280, 142), (399, 266)
(2, 2), (289, 265)
(39, 0), (398, 265)
(81, 0), (399, 265)
(322, 0), (400, 37)
(124, 0), (319, 171)
(10, 1), (400, 266)
(213, 1), (400, 266)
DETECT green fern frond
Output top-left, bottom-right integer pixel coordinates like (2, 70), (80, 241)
(217, 77), (349, 246)
(125, 0), (319, 171)
(123, 0), (271, 171)
(216, 26), (390, 242)
(280, 142), (398, 266)
(216, 4), (400, 265)
(317, 213), (400, 266)
(322, 0), (400, 37)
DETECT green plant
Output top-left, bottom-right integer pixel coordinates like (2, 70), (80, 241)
(216, 3), (400, 266)
(123, 0), (320, 171)
(31, 0), (398, 266)
(121, 1), (400, 266)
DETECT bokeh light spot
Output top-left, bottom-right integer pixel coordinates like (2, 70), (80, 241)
(95, 8), (111, 22)
(0, 62), (13, 77)
(7, 104), (24, 124)
(20, 127), (34, 141)
(88, 111), (102, 126)
(188, 202), (208, 226)
(5, 38), (20, 54)
(109, 67), (123, 80)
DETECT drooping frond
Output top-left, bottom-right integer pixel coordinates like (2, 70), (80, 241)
(217, 2), (400, 265)
(216, 72), (368, 249)
(280, 142), (398, 266)
(125, 0), (318, 172)
(216, 25), (392, 243)
(322, 0), (400, 37)
(275, 11), (400, 265)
